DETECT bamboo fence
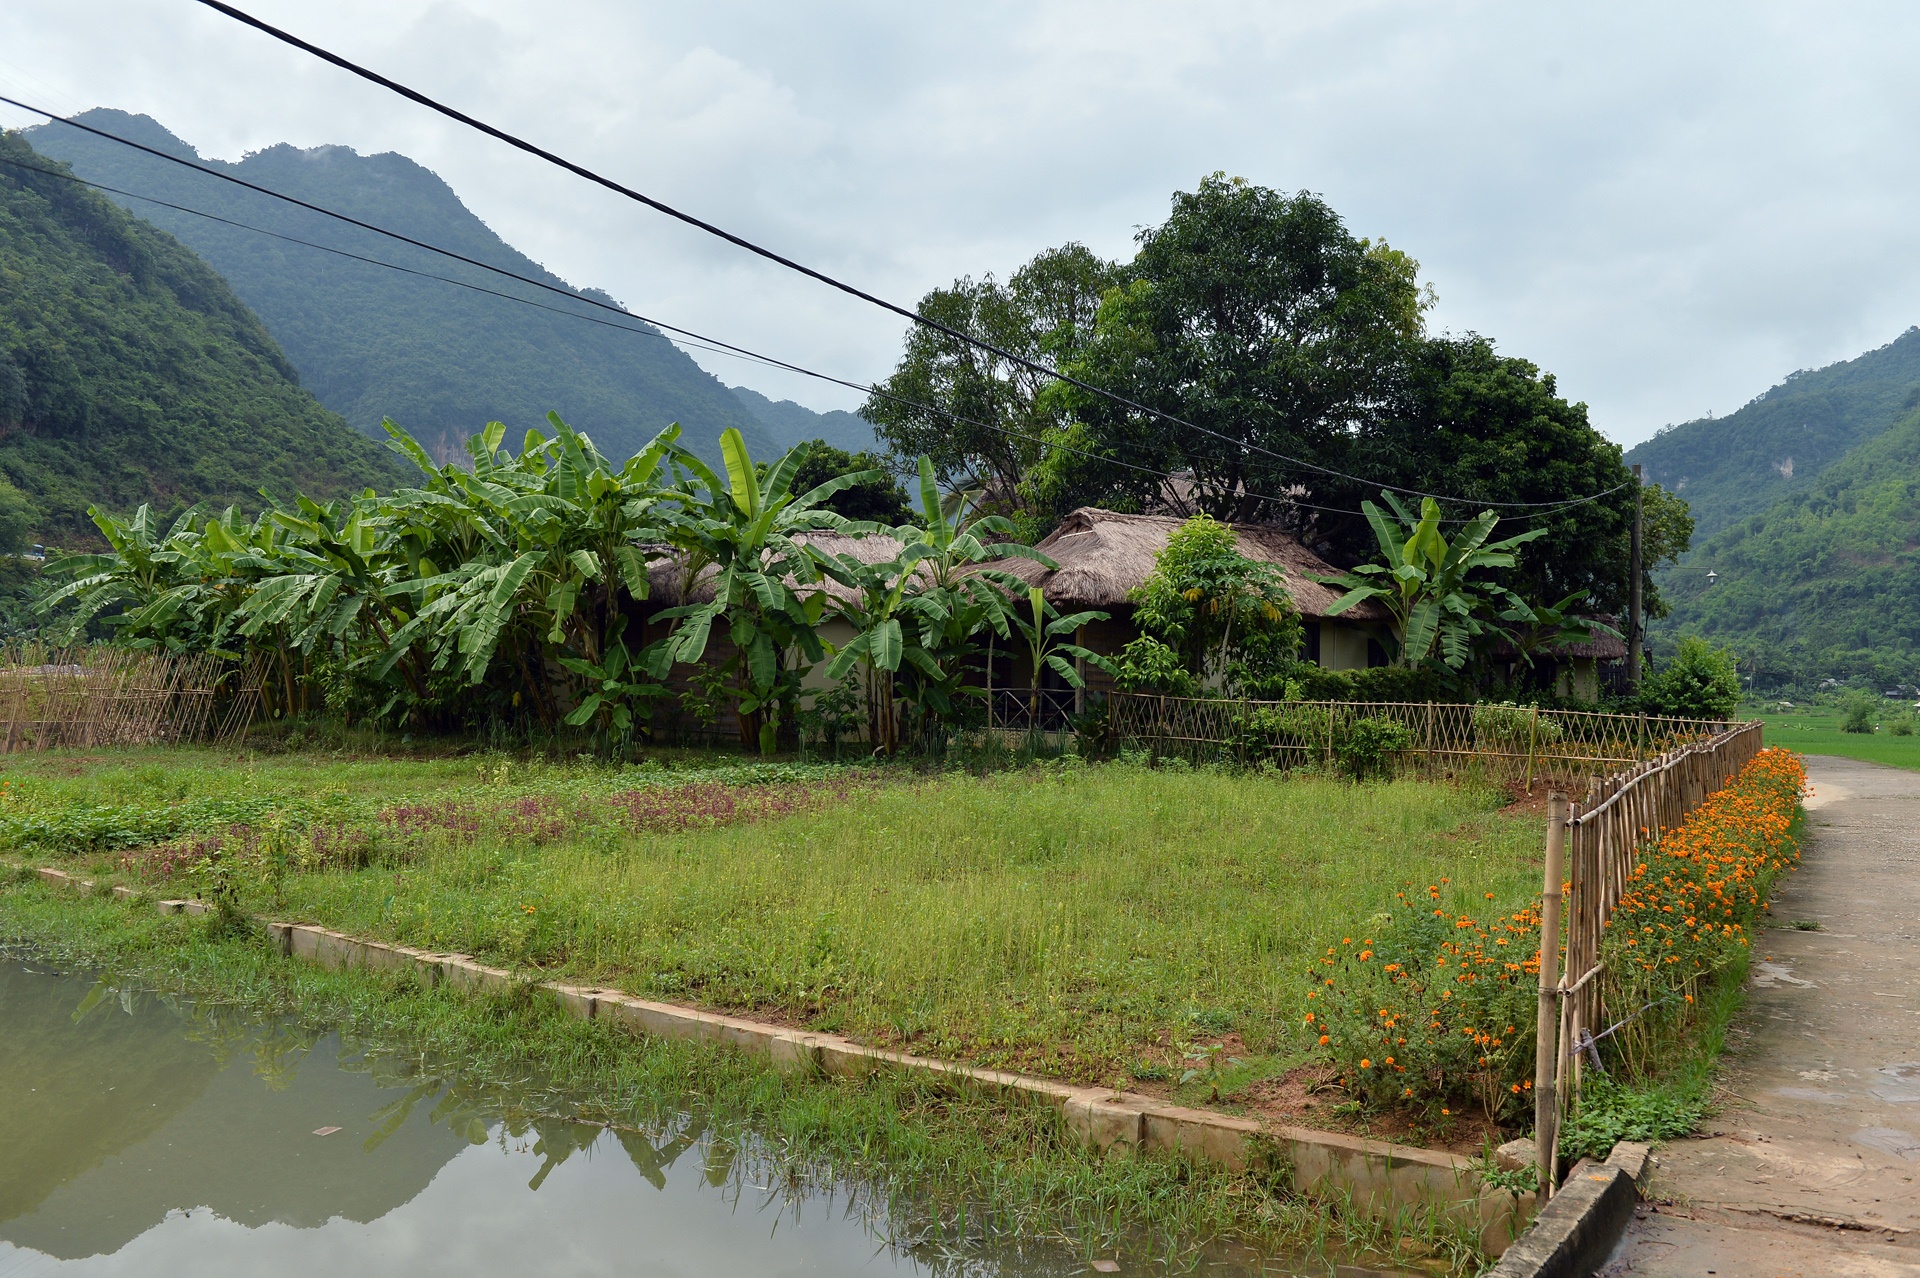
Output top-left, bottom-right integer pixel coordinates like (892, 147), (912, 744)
(0, 646), (256, 752)
(1106, 692), (1728, 786)
(1532, 717), (1765, 1193)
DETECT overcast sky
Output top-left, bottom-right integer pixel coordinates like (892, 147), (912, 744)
(2, 1), (1915, 446)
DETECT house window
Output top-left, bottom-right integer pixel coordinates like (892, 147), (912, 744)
(1366, 637), (1388, 669)
(1304, 621), (1321, 665)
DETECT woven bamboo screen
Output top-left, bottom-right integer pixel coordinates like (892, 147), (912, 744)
(1106, 692), (1729, 787)
(0, 646), (255, 752)
(1552, 719), (1765, 1100)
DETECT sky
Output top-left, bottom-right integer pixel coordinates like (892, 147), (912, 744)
(1, 0), (1916, 447)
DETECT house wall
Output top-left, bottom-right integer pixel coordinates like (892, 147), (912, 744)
(1555, 657), (1600, 703)
(1070, 609), (1386, 680)
(1318, 621), (1379, 672)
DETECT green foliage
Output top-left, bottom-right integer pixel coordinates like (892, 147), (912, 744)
(1280, 663), (1461, 704)
(863, 243), (1119, 504)
(1626, 326), (1920, 543)
(1115, 515), (1300, 694)
(1372, 336), (1665, 617)
(1840, 691), (1878, 734)
(1640, 637), (1741, 720)
(821, 458), (1049, 754)
(1470, 702), (1565, 748)
(28, 111), (783, 469)
(1113, 635), (1197, 696)
(1656, 406), (1920, 686)
(1558, 1075), (1704, 1161)
(779, 440), (912, 525)
(1317, 495), (1545, 670)
(1891, 714), (1915, 737)
(1039, 175), (1424, 524)
(0, 130), (402, 543)
(1229, 706), (1412, 779)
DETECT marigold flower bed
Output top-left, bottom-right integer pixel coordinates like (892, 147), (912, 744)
(1308, 747), (1806, 1122)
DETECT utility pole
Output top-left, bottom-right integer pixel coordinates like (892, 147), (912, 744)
(1628, 464), (1643, 688)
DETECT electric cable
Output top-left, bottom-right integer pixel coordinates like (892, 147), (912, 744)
(178, 1), (1632, 512)
(0, 144), (1609, 528)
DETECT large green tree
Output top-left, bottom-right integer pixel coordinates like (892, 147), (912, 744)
(1350, 336), (1667, 616)
(1031, 174), (1427, 522)
(862, 243), (1119, 517)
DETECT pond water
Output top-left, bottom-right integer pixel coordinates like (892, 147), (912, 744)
(0, 957), (1408, 1277)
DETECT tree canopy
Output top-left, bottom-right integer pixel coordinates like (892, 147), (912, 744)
(870, 173), (1669, 626)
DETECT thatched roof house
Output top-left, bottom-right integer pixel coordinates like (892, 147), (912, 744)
(995, 507), (1389, 622)
(992, 507), (1393, 677)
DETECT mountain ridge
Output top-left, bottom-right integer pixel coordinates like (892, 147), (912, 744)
(1625, 327), (1920, 543)
(26, 110), (811, 466)
(1654, 402), (1920, 684)
(0, 130), (402, 543)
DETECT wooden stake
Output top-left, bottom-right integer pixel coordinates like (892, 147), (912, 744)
(1536, 791), (1569, 1198)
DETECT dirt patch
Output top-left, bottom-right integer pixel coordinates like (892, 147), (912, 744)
(1496, 781), (1558, 819)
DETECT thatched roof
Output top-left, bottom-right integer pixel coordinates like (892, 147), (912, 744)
(995, 507), (1391, 622)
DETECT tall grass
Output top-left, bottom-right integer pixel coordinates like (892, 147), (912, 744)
(4, 747), (1544, 1087)
(0, 886), (1490, 1274)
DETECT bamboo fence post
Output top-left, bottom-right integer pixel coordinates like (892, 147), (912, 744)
(1536, 791), (1569, 1196)
(1525, 705), (1540, 793)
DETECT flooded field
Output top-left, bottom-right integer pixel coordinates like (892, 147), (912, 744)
(0, 956), (1406, 1277)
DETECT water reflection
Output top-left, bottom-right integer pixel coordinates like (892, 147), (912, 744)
(0, 958), (1401, 1276)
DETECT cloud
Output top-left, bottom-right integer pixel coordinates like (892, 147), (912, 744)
(1, 0), (1916, 442)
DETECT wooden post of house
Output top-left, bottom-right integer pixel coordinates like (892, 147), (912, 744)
(1535, 791), (1569, 1198)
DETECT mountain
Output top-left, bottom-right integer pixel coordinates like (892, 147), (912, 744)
(26, 110), (781, 467)
(729, 386), (879, 456)
(1625, 328), (1920, 542)
(1653, 405), (1920, 685)
(0, 131), (402, 543)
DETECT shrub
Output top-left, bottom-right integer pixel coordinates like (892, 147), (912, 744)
(1639, 637), (1740, 719)
(1113, 634), (1198, 696)
(1839, 691), (1877, 734)
(1308, 747), (1805, 1122)
(1337, 717), (1413, 779)
(1307, 889), (1543, 1121)
(1471, 701), (1565, 749)
(1125, 515), (1302, 695)
(1230, 706), (1411, 778)
(1892, 715), (1915, 737)
(1274, 663), (1459, 704)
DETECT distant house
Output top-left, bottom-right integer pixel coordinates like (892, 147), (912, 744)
(1488, 622), (1627, 703)
(993, 507), (1393, 705)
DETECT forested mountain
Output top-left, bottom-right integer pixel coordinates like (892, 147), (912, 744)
(0, 131), (401, 544)
(1654, 404), (1920, 685)
(27, 109), (805, 467)
(1625, 328), (1920, 541)
(730, 385), (879, 456)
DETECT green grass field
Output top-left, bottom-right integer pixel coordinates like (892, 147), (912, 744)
(0, 747), (1542, 1105)
(1749, 701), (1920, 771)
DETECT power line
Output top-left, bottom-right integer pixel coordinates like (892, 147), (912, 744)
(182, 0), (1630, 513)
(0, 141), (1604, 530)
(0, 144), (1266, 509)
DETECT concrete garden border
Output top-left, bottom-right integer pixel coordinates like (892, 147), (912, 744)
(1485, 1142), (1650, 1278)
(14, 863), (1534, 1255)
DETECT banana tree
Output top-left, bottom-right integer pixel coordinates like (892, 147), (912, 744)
(1002, 586), (1113, 729)
(380, 414), (674, 728)
(1316, 494), (1544, 670)
(654, 428), (880, 754)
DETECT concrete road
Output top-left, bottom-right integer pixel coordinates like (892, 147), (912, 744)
(1602, 754), (1920, 1276)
